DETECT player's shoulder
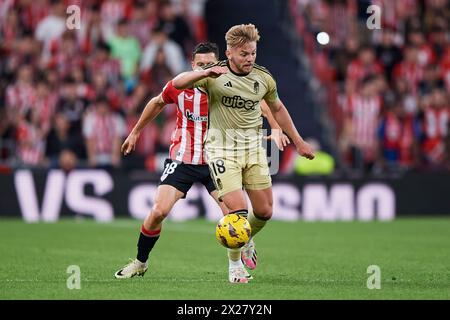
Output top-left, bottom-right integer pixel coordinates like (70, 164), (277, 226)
(202, 60), (227, 70)
(161, 80), (182, 103)
(252, 63), (275, 80)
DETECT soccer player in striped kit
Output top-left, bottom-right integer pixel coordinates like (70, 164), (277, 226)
(114, 42), (289, 280)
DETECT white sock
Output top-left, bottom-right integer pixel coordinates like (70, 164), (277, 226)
(229, 259), (243, 269)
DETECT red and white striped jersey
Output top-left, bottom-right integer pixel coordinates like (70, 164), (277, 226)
(393, 61), (424, 94)
(161, 80), (209, 165)
(6, 82), (36, 115)
(346, 93), (382, 158)
(83, 111), (126, 155)
(421, 107), (449, 163)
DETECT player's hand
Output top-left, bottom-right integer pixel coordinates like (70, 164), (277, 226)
(296, 140), (315, 160)
(205, 66), (228, 78)
(121, 132), (139, 155)
(263, 130), (291, 151)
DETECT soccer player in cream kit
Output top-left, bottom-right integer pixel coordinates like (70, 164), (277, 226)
(114, 41), (290, 283)
(173, 24), (315, 283)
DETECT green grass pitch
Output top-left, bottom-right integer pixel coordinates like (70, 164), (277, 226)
(0, 218), (448, 299)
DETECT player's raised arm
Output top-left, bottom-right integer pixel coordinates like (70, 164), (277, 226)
(265, 98), (315, 160)
(172, 66), (228, 90)
(121, 93), (166, 155)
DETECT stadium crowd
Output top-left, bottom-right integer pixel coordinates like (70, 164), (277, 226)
(290, 0), (450, 173)
(0, 0), (206, 172)
(2, 0), (450, 175)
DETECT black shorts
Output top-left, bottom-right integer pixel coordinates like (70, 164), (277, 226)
(158, 158), (216, 198)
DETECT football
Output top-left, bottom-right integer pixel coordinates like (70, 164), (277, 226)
(215, 213), (251, 249)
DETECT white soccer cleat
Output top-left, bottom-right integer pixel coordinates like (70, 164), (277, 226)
(229, 266), (252, 283)
(114, 258), (148, 279)
(241, 238), (257, 270)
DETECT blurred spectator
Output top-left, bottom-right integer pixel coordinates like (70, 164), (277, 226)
(406, 28), (436, 66)
(45, 112), (85, 169)
(90, 71), (123, 111)
(79, 3), (103, 53)
(374, 27), (403, 82)
(56, 77), (89, 139)
(158, 0), (195, 56)
(6, 64), (36, 119)
(377, 102), (421, 173)
(106, 18), (142, 90)
(87, 42), (121, 87)
(342, 75), (382, 172)
(34, 80), (58, 136)
(418, 63), (445, 95)
(393, 45), (424, 95)
(83, 96), (125, 169)
(331, 36), (360, 84)
(34, 0), (66, 63)
(140, 26), (187, 77)
(47, 30), (84, 79)
(346, 45), (384, 94)
(418, 87), (449, 167)
(16, 109), (45, 167)
(100, 0), (132, 31)
(128, 2), (156, 48)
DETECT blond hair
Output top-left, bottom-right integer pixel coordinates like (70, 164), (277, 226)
(225, 24), (260, 48)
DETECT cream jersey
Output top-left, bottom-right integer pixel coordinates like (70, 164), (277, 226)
(194, 60), (278, 151)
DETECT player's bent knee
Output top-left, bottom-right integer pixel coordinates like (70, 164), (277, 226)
(254, 206), (273, 220)
(151, 204), (170, 221)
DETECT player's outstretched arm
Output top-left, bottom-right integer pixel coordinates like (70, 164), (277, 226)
(121, 94), (166, 155)
(265, 98), (315, 160)
(172, 66), (228, 90)
(260, 100), (290, 151)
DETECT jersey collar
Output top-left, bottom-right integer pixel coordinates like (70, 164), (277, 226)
(227, 60), (250, 77)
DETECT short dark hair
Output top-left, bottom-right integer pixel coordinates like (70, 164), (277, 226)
(192, 42), (219, 61)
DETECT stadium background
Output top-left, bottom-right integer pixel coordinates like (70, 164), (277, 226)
(1, 0), (449, 220)
(0, 0), (449, 300)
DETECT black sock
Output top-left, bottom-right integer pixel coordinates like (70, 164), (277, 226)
(229, 209), (248, 218)
(136, 225), (161, 263)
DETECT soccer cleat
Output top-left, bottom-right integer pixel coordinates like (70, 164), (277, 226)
(242, 266), (253, 280)
(241, 238), (257, 270)
(114, 258), (148, 279)
(229, 266), (251, 283)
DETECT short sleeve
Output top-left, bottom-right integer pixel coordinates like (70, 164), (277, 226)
(193, 77), (209, 91)
(161, 81), (176, 104)
(263, 73), (278, 104)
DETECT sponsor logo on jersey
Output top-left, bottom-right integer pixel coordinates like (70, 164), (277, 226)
(186, 109), (208, 122)
(221, 95), (259, 110)
(224, 81), (233, 87)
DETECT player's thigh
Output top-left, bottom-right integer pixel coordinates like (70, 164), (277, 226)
(242, 148), (272, 193)
(246, 187), (273, 219)
(207, 156), (243, 201)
